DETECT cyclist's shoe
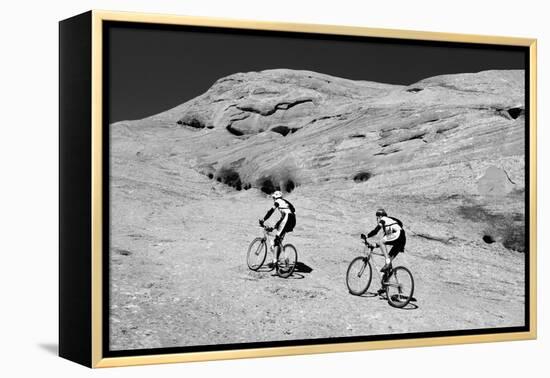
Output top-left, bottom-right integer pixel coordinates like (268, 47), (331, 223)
(376, 288), (386, 296)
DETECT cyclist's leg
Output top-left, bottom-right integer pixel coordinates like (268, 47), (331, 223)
(388, 231), (405, 262)
(274, 233), (284, 262)
(388, 245), (399, 264)
(271, 214), (288, 264)
(381, 232), (399, 271)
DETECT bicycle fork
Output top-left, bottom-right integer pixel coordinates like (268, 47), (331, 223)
(358, 256), (370, 277)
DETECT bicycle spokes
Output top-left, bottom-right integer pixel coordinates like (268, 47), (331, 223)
(346, 257), (372, 296)
(385, 266), (414, 308)
(247, 238), (267, 271)
(358, 260), (367, 277)
(254, 242), (263, 256)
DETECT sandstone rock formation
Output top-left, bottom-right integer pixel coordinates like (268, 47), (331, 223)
(128, 69), (524, 196)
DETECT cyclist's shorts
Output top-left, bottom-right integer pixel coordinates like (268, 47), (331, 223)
(283, 213), (296, 233)
(385, 230), (406, 257)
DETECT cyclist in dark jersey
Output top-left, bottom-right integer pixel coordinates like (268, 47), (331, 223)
(361, 208), (406, 273)
(259, 191), (296, 265)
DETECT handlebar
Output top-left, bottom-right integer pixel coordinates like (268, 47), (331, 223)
(258, 220), (274, 233)
(360, 234), (376, 250)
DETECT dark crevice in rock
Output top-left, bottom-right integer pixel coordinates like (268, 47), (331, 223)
(215, 77), (243, 84)
(271, 125), (298, 136)
(412, 231), (455, 244)
(406, 88), (423, 93)
(224, 113), (252, 135)
(507, 107), (524, 119)
(482, 235), (495, 244)
(177, 118), (206, 129)
(435, 83), (488, 94)
(226, 125), (244, 136)
(115, 248), (132, 256)
(406, 133), (426, 142)
(353, 172), (372, 183)
(435, 123), (460, 134)
(276, 99), (313, 110)
(379, 131), (426, 147)
(251, 89), (280, 96)
(216, 167), (242, 191)
(306, 75), (332, 84)
(228, 113), (251, 123)
(374, 149), (400, 156)
(493, 106), (524, 120)
(349, 134), (366, 138)
(307, 113), (350, 125)
(237, 99), (313, 117)
(502, 168), (517, 185)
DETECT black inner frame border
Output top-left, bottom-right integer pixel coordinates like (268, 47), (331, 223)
(101, 20), (531, 359)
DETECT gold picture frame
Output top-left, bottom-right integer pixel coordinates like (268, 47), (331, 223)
(59, 10), (537, 368)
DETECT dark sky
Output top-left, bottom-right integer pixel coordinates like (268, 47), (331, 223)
(106, 22), (526, 123)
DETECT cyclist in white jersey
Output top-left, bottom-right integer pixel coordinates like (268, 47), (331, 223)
(361, 208), (406, 273)
(259, 191), (296, 265)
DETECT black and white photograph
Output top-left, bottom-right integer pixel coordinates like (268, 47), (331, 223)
(105, 21), (529, 353)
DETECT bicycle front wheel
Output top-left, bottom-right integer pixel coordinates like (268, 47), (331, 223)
(346, 256), (372, 296)
(385, 266), (414, 308)
(277, 244), (297, 278)
(247, 237), (267, 271)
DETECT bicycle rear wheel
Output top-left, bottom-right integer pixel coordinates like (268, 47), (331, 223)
(247, 237), (267, 271)
(385, 266), (414, 308)
(346, 256), (372, 296)
(277, 244), (297, 278)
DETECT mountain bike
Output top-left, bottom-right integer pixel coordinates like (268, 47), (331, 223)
(247, 223), (298, 278)
(346, 236), (414, 308)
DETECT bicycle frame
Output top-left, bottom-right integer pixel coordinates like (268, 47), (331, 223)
(260, 225), (283, 257)
(362, 243), (398, 287)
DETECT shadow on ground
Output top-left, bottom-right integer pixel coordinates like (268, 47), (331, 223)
(294, 261), (313, 274)
(38, 343), (58, 355)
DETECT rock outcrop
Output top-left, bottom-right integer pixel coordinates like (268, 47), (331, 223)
(122, 69), (524, 199)
(113, 69), (525, 250)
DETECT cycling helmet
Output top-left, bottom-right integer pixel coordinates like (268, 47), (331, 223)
(375, 208), (387, 217)
(272, 190), (283, 199)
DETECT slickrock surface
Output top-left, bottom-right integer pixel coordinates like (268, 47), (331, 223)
(109, 69), (526, 350)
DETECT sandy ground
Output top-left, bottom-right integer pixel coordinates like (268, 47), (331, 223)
(109, 159), (525, 350)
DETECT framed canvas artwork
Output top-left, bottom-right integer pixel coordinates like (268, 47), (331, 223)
(59, 10), (537, 368)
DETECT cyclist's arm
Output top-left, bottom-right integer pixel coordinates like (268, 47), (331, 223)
(262, 206), (276, 222)
(367, 224), (381, 238)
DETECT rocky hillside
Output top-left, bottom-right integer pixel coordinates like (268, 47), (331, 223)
(109, 69), (526, 350)
(114, 68), (525, 250)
